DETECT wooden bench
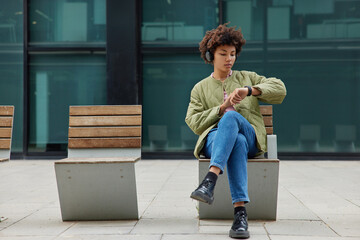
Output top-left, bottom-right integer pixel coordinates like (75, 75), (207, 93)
(55, 105), (142, 221)
(198, 105), (279, 220)
(0, 106), (14, 163)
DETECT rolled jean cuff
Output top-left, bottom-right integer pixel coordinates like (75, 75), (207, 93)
(209, 162), (225, 175)
(232, 198), (250, 205)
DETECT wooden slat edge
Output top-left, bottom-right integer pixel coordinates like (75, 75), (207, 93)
(70, 105), (142, 116)
(69, 127), (141, 138)
(0, 118), (13, 127)
(263, 116), (273, 127)
(260, 105), (272, 116)
(266, 127), (273, 135)
(0, 106), (14, 116)
(69, 116), (141, 127)
(0, 128), (12, 138)
(0, 139), (11, 149)
(68, 138), (141, 149)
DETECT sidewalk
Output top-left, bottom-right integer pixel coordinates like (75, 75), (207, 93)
(0, 160), (359, 240)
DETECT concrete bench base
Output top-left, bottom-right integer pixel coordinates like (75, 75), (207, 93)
(198, 158), (279, 220)
(0, 149), (10, 162)
(54, 157), (139, 221)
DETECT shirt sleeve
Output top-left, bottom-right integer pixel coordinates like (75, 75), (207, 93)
(249, 71), (287, 104)
(185, 86), (221, 135)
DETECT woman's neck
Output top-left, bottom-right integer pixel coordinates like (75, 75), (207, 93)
(212, 69), (232, 82)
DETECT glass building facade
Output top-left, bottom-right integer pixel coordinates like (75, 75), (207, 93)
(0, 0), (359, 159)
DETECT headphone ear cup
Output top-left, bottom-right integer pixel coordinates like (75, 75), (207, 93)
(205, 51), (213, 62)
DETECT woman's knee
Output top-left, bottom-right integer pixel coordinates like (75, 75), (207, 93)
(234, 134), (248, 150)
(219, 111), (240, 126)
(223, 111), (239, 119)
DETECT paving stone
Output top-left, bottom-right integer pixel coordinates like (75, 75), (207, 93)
(59, 220), (137, 236)
(131, 219), (198, 234)
(321, 214), (360, 237)
(0, 207), (73, 237)
(265, 220), (338, 237)
(199, 220), (232, 226)
(270, 236), (358, 240)
(161, 234), (270, 240)
(199, 223), (267, 235)
(56, 235), (162, 240)
(142, 206), (197, 219)
(0, 237), (54, 240)
(277, 187), (320, 220)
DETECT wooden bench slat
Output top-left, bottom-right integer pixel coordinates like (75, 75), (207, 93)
(0, 117), (13, 127)
(70, 105), (142, 116)
(69, 116), (141, 127)
(69, 127), (141, 138)
(0, 106), (14, 116)
(259, 105), (272, 116)
(68, 138), (141, 148)
(0, 128), (12, 138)
(0, 139), (11, 149)
(263, 116), (273, 127)
(266, 127), (273, 135)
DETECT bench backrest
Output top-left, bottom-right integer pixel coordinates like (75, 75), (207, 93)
(0, 106), (14, 160)
(260, 105), (273, 135)
(68, 105), (142, 149)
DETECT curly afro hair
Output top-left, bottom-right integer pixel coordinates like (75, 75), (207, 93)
(199, 23), (246, 64)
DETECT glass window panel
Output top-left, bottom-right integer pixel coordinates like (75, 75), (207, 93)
(28, 53), (107, 152)
(267, 47), (360, 153)
(142, 0), (219, 46)
(29, 0), (106, 47)
(269, 0), (360, 40)
(0, 0), (23, 152)
(223, 0), (265, 41)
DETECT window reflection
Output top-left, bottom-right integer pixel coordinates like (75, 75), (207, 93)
(142, 0), (218, 44)
(29, 0), (106, 46)
(269, 0), (360, 40)
(223, 0), (265, 41)
(28, 53), (107, 152)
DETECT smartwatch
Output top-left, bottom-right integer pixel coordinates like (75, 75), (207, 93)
(245, 86), (252, 96)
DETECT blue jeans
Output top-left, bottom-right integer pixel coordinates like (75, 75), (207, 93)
(203, 111), (258, 204)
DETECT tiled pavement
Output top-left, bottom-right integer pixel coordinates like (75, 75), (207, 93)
(0, 160), (359, 240)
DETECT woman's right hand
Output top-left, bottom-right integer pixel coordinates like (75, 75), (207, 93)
(219, 88), (246, 115)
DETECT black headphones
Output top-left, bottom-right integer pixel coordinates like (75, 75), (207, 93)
(205, 50), (214, 62)
(205, 37), (214, 62)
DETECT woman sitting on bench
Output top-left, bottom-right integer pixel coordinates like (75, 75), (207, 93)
(185, 24), (286, 239)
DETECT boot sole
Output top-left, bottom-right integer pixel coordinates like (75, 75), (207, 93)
(229, 229), (250, 239)
(190, 191), (214, 205)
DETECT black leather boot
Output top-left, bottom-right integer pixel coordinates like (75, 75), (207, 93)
(190, 178), (215, 204)
(229, 208), (250, 239)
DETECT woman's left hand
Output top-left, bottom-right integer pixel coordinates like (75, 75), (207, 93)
(230, 88), (249, 104)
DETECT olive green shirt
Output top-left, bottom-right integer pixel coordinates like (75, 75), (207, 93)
(185, 70), (287, 159)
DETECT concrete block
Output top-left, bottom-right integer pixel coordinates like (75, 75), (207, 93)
(54, 158), (139, 221)
(199, 159), (279, 220)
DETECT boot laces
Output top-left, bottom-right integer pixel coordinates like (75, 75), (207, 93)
(235, 211), (247, 226)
